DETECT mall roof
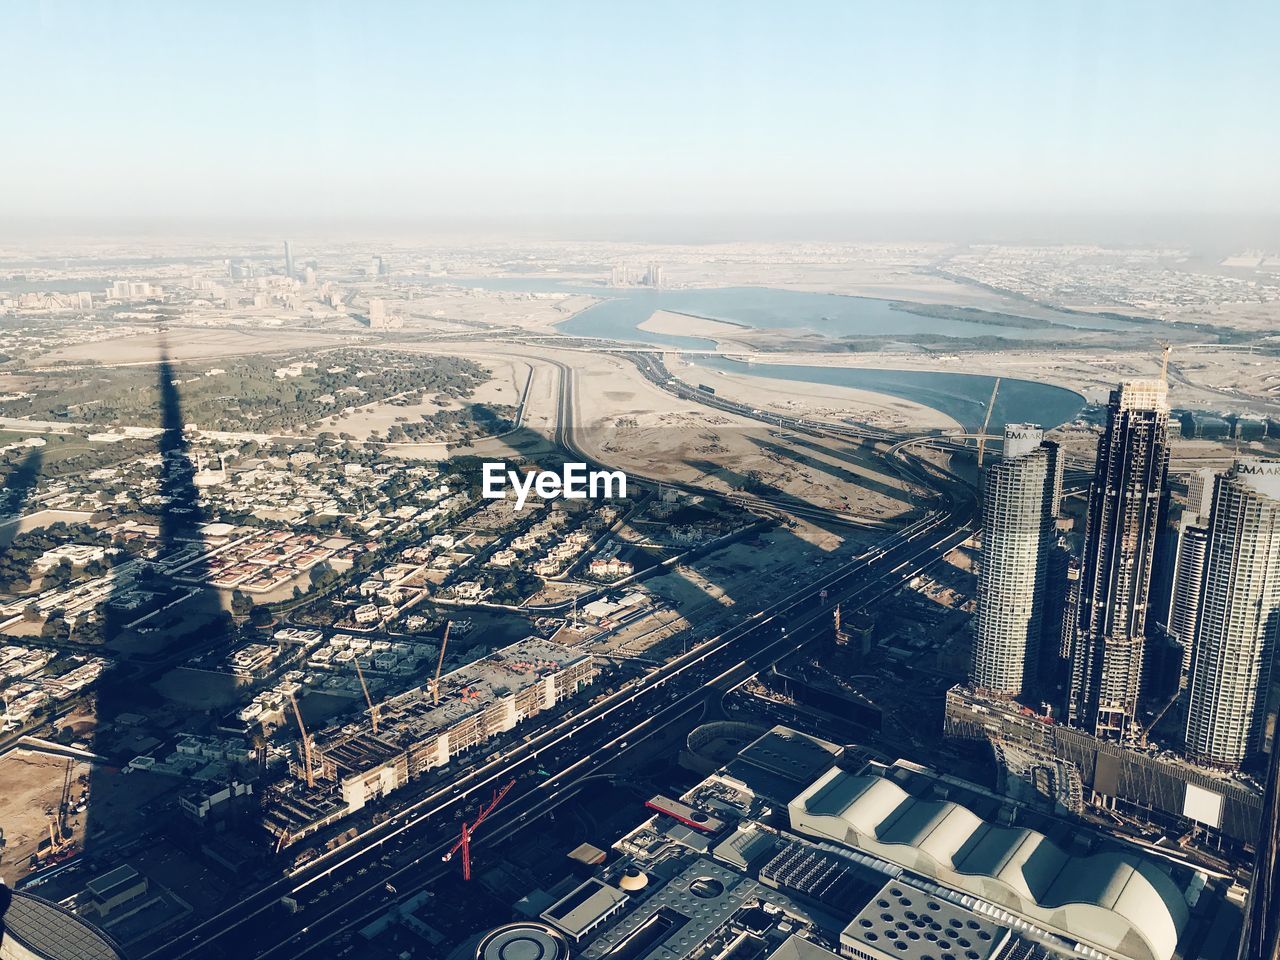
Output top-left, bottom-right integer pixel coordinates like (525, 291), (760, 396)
(789, 767), (1190, 960)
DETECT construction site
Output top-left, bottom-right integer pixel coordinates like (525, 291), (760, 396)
(262, 637), (597, 848)
(943, 684), (1265, 862)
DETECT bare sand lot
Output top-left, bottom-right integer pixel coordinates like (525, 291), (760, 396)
(678, 358), (960, 433)
(391, 286), (601, 332)
(35, 326), (356, 366)
(732, 345), (1280, 419)
(387, 339), (925, 522)
(637, 309), (754, 347)
(0, 752), (91, 884)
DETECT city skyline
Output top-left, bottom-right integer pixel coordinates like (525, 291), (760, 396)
(2, 7), (1280, 957)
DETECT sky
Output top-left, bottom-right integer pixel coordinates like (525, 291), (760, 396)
(2, 1), (1278, 237)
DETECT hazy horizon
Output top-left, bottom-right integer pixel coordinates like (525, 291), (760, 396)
(2, 211), (1279, 250)
(4, 0), (1279, 240)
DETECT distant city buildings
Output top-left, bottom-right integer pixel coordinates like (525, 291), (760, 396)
(608, 263), (664, 287)
(970, 424), (1061, 698)
(1184, 459), (1280, 769)
(108, 280), (160, 300)
(367, 297), (402, 329)
(283, 239), (294, 280)
(1069, 379), (1170, 741)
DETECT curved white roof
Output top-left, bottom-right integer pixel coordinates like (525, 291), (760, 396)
(789, 767), (1189, 960)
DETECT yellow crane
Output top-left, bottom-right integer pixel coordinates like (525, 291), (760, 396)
(431, 621), (452, 706)
(352, 658), (379, 733)
(976, 377), (1002, 468)
(289, 693), (315, 789)
(47, 819), (71, 856)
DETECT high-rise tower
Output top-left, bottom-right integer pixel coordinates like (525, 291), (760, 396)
(1158, 466), (1218, 682)
(971, 424), (1062, 697)
(1184, 459), (1280, 768)
(1068, 379), (1170, 740)
(284, 239), (295, 279)
(1166, 521), (1209, 678)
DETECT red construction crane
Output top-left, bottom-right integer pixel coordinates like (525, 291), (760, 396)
(442, 778), (515, 881)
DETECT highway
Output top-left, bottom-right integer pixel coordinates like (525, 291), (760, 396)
(145, 351), (978, 960)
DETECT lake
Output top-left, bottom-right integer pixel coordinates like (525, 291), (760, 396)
(450, 277), (1089, 429)
(452, 277), (1138, 350)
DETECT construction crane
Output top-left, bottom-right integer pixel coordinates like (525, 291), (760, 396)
(352, 658), (379, 733)
(442, 778), (515, 880)
(1160, 342), (1172, 383)
(975, 376), (1002, 469)
(289, 693), (316, 788)
(46, 819), (72, 859)
(431, 621), (452, 706)
(44, 758), (75, 858)
(59, 757), (74, 825)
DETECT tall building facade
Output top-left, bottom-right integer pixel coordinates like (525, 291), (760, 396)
(1069, 379), (1170, 740)
(1155, 466), (1218, 682)
(1185, 466), (1216, 519)
(971, 424), (1062, 697)
(1184, 459), (1280, 769)
(283, 239), (295, 279)
(1166, 521), (1209, 677)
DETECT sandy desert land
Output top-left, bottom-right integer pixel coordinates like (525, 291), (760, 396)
(636, 309), (754, 348)
(724, 346), (1280, 418)
(676, 357), (960, 433)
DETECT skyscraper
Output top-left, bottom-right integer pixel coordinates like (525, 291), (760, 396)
(971, 424), (1062, 697)
(284, 239), (295, 279)
(1069, 379), (1170, 740)
(1184, 459), (1280, 769)
(1185, 466), (1216, 519)
(1166, 521), (1209, 678)
(1162, 465), (1217, 679)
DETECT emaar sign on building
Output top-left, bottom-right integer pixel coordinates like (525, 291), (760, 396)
(482, 462), (628, 511)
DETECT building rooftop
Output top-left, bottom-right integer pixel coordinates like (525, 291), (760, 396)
(578, 858), (769, 960)
(314, 636), (592, 774)
(85, 865), (142, 902)
(474, 922), (570, 960)
(541, 878), (628, 940)
(736, 725), (842, 784)
(768, 935), (842, 960)
(790, 766), (1190, 960)
(841, 878), (1009, 960)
